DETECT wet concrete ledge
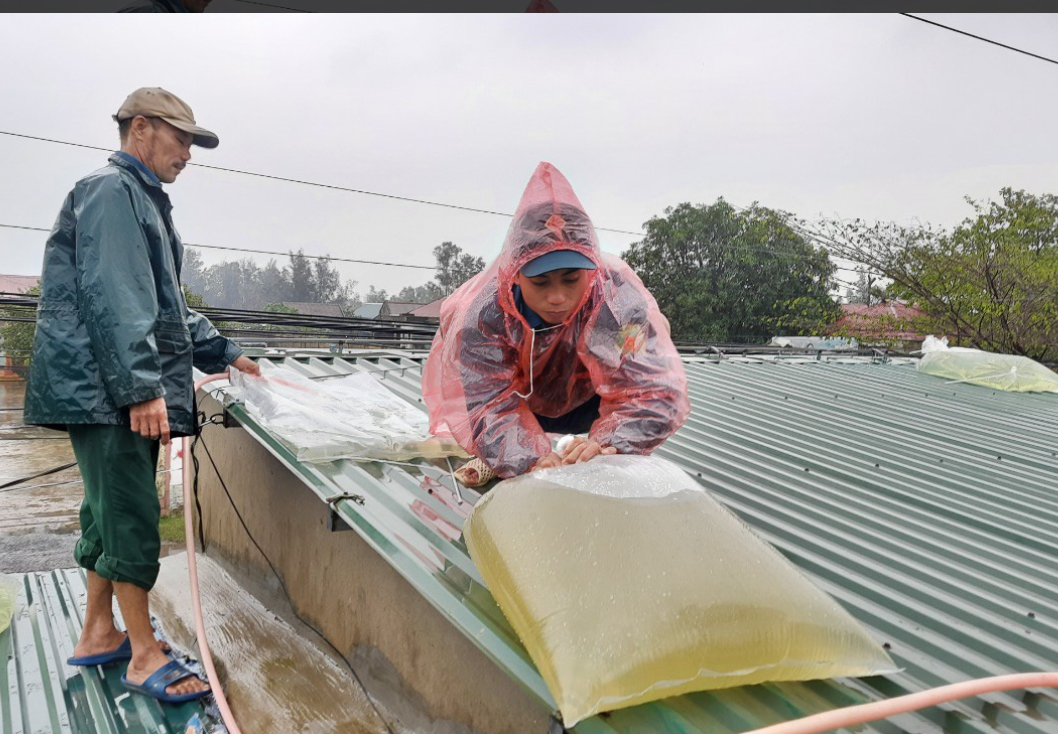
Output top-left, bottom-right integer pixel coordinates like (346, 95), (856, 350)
(191, 390), (548, 734)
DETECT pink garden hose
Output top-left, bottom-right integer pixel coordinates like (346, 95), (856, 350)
(182, 373), (1054, 734)
(184, 372), (241, 734)
(745, 672), (1057, 734)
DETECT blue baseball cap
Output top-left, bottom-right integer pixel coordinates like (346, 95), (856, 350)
(521, 249), (597, 277)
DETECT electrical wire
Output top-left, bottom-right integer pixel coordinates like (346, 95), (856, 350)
(0, 461), (78, 491)
(0, 221), (865, 274)
(0, 130), (641, 237)
(898, 13), (1058, 67)
(0, 224), (434, 271)
(0, 131), (875, 272)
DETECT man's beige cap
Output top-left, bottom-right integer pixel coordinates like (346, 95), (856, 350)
(115, 87), (219, 149)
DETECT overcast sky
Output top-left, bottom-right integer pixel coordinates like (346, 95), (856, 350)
(1, 13), (1056, 298)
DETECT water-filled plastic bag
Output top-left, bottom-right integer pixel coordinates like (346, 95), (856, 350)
(228, 364), (467, 463)
(465, 455), (897, 725)
(918, 338), (1058, 393)
(0, 573), (19, 635)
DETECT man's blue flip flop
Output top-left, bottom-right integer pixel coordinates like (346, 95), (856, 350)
(121, 659), (211, 703)
(67, 636), (132, 666)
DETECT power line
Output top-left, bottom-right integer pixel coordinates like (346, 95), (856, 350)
(0, 222), (866, 276)
(0, 129), (873, 272)
(0, 130), (642, 237)
(0, 224), (433, 271)
(0, 128), (895, 259)
(898, 13), (1058, 67)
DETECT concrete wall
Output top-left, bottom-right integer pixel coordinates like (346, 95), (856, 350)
(191, 391), (550, 734)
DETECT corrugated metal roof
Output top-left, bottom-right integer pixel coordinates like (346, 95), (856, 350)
(0, 568), (210, 734)
(208, 352), (1058, 734)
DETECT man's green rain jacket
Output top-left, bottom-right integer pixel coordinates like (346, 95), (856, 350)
(24, 153), (241, 437)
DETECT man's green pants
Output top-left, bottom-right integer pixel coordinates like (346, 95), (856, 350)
(68, 425), (161, 591)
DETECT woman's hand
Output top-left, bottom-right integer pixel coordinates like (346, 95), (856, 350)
(560, 436), (617, 465)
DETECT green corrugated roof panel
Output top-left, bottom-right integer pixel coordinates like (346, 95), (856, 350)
(0, 569), (209, 734)
(209, 352), (1058, 733)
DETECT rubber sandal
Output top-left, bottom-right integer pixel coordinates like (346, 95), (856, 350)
(121, 659), (211, 703)
(67, 636), (132, 666)
(454, 457), (496, 488)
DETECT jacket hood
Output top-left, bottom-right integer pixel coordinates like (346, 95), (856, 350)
(495, 163), (603, 317)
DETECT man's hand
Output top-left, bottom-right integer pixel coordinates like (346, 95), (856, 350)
(130, 397), (170, 445)
(560, 436), (617, 465)
(531, 452), (564, 472)
(230, 355), (260, 376)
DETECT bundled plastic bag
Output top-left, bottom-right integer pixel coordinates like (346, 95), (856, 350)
(918, 336), (1058, 393)
(0, 573), (20, 635)
(228, 364), (467, 463)
(465, 456), (897, 725)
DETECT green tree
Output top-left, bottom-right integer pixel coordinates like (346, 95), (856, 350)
(814, 188), (1058, 362)
(262, 302), (300, 332)
(434, 241), (485, 295)
(843, 266), (885, 306)
(181, 248), (209, 296)
(258, 259), (293, 305)
(312, 256), (342, 303)
(183, 284), (208, 308)
(288, 250), (316, 302)
(0, 285), (39, 369)
(397, 281), (445, 304)
(365, 286), (389, 303)
(336, 279), (362, 315)
(622, 200), (840, 342)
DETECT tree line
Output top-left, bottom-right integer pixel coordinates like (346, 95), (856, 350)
(3, 187), (1055, 363)
(622, 188), (1056, 360)
(180, 241), (486, 312)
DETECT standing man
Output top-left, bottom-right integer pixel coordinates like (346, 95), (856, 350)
(24, 88), (259, 702)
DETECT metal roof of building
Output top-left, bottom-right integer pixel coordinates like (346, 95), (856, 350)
(0, 568), (209, 734)
(205, 353), (1057, 733)
(279, 301), (347, 318)
(351, 303), (384, 319)
(0, 275), (40, 295)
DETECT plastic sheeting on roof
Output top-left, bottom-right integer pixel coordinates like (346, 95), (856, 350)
(228, 364), (467, 463)
(918, 336), (1058, 393)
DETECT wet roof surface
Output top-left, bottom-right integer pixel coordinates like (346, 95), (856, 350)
(202, 351), (1058, 734)
(0, 568), (210, 734)
(7, 351), (1056, 734)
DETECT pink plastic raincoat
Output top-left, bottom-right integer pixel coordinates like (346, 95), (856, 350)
(423, 163), (689, 477)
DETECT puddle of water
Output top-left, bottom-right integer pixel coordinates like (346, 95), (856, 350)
(0, 382), (82, 536)
(0, 381), (185, 559)
(152, 553), (391, 734)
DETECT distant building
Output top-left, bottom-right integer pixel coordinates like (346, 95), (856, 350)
(0, 274), (39, 294)
(404, 297), (446, 323)
(379, 300), (422, 318)
(0, 274), (40, 379)
(828, 301), (927, 349)
(352, 302), (384, 319)
(280, 302), (346, 318)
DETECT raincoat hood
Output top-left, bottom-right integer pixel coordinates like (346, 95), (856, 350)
(494, 164), (602, 314)
(423, 163), (688, 478)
